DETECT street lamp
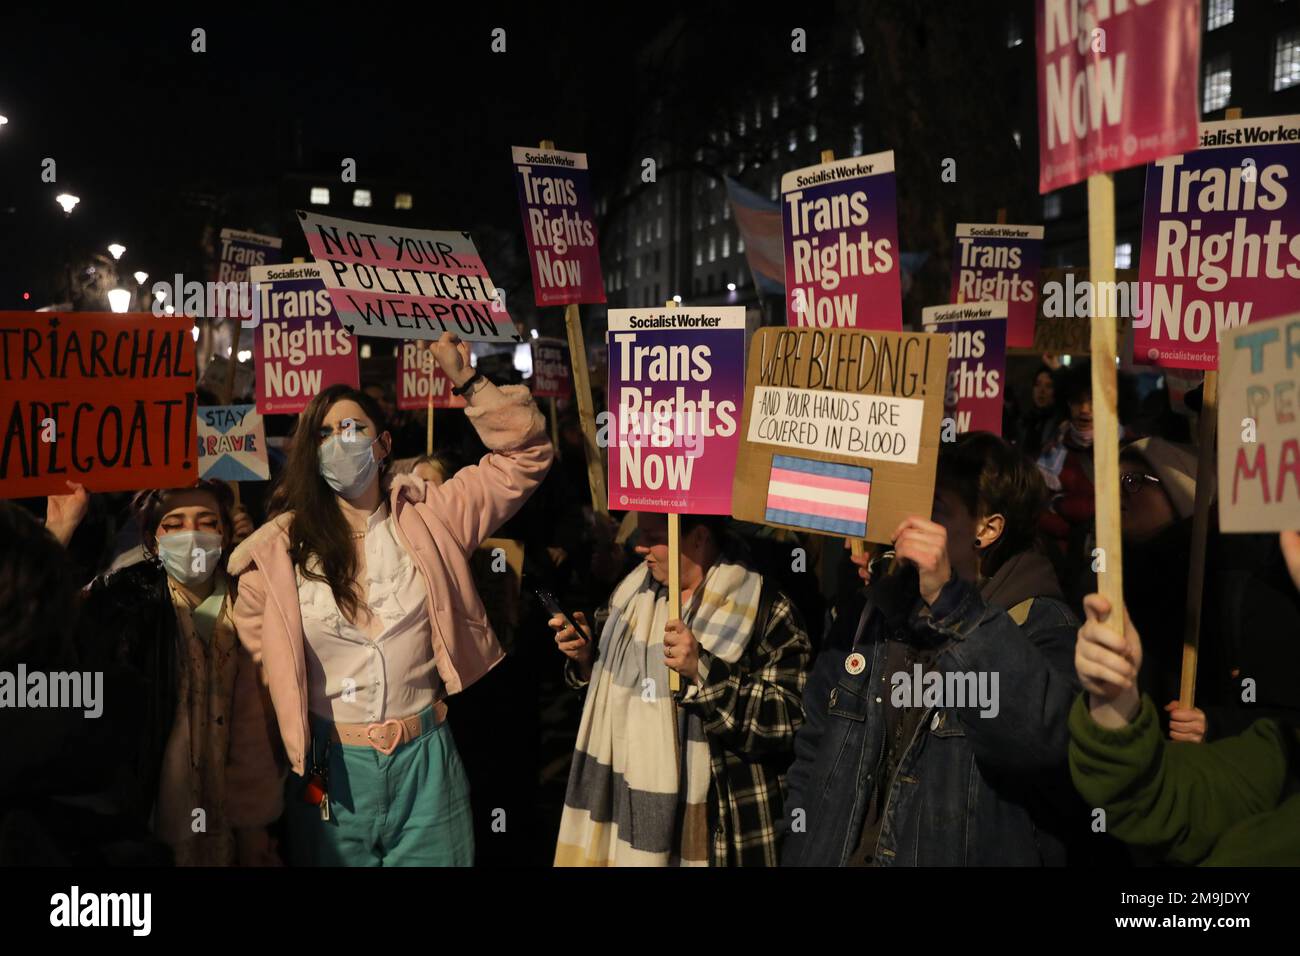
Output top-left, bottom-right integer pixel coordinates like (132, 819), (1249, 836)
(133, 271), (148, 285)
(107, 288), (131, 313)
(107, 243), (126, 260)
(55, 193), (80, 214)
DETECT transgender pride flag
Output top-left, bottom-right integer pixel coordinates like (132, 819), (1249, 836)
(764, 455), (873, 537)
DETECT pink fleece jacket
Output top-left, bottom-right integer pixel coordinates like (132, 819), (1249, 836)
(227, 383), (553, 776)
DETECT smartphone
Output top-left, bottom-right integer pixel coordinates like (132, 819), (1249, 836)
(535, 588), (588, 642)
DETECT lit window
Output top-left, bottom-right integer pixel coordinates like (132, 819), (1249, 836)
(635, 258), (642, 279)
(754, 103), (763, 128)
(352, 189), (372, 208)
(1203, 54), (1231, 112)
(722, 233), (730, 258)
(737, 114), (746, 136)
(310, 187), (330, 205)
(852, 124), (864, 155)
(770, 144), (779, 160)
(1206, 0), (1233, 31)
(1275, 30), (1300, 91)
(723, 201), (731, 221)
(709, 209), (717, 226)
(1115, 242), (1133, 270)
(394, 192), (413, 210)
(788, 130), (798, 152)
(852, 31), (864, 55)
(656, 217), (663, 239)
(708, 238), (717, 263)
(738, 235), (745, 253)
(695, 147), (705, 162)
(1043, 193), (1062, 220)
(771, 95), (780, 119)
(854, 75), (865, 105)
(808, 68), (819, 98)
(696, 248), (703, 267)
(1012, 129), (1022, 149)
(806, 124), (818, 143)
(770, 176), (779, 201)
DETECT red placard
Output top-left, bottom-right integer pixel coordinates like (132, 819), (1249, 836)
(396, 341), (466, 411)
(1, 312), (197, 498)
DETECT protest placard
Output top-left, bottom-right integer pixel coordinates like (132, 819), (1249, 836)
(298, 210), (520, 344)
(921, 302), (1008, 436)
(781, 151), (901, 331)
(1135, 114), (1300, 370)
(732, 326), (949, 542)
(0, 312), (197, 498)
(396, 342), (466, 411)
(531, 337), (572, 400)
(512, 146), (605, 306)
(606, 307), (745, 515)
(215, 228), (282, 282)
(250, 263), (360, 414)
(1035, 0), (1199, 193)
(196, 404), (269, 481)
(950, 224), (1043, 349)
(1217, 312), (1300, 533)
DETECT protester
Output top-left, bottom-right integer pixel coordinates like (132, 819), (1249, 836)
(552, 511), (811, 866)
(1069, 573), (1300, 866)
(229, 331), (553, 866)
(66, 479), (284, 866)
(783, 433), (1081, 866)
(1015, 363), (1063, 460)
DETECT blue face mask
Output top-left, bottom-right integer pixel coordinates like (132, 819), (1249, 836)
(156, 530), (224, 586)
(318, 434), (379, 500)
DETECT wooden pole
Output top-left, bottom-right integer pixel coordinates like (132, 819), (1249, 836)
(426, 346), (435, 457)
(1179, 106), (1241, 708)
(663, 298), (683, 694)
(549, 396), (561, 460)
(1087, 172), (1125, 639)
(821, 147), (868, 559)
(996, 207), (1007, 225)
(542, 140), (608, 516)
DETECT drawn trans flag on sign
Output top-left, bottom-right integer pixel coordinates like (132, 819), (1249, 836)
(197, 404), (270, 482)
(765, 455), (872, 537)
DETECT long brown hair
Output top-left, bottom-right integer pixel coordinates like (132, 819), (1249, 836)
(271, 384), (391, 619)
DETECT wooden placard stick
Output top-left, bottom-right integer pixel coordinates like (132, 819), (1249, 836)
(542, 139), (608, 515)
(426, 346), (435, 457)
(819, 148), (867, 561)
(1179, 106), (1242, 708)
(1087, 172), (1125, 639)
(549, 396), (561, 459)
(663, 298), (683, 693)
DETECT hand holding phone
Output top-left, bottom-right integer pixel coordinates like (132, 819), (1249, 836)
(537, 588), (594, 673)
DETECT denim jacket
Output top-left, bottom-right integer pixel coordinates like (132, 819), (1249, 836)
(782, 567), (1080, 866)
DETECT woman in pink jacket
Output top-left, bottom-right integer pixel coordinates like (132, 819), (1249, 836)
(230, 332), (553, 866)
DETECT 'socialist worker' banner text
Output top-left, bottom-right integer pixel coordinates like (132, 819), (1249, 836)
(606, 307), (745, 515)
(299, 210), (521, 345)
(1136, 115), (1300, 370)
(922, 302), (1009, 437)
(1036, 0), (1199, 193)
(251, 263), (360, 414)
(0, 312), (197, 498)
(512, 146), (606, 307)
(781, 151), (901, 332)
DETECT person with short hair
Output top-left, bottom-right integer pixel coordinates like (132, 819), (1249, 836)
(784, 433), (1080, 866)
(552, 511), (811, 866)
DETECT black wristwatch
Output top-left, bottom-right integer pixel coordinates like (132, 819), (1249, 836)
(451, 370), (485, 397)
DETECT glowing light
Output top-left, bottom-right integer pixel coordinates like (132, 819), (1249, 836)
(107, 288), (131, 313)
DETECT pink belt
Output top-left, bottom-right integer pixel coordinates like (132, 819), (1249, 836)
(328, 700), (447, 755)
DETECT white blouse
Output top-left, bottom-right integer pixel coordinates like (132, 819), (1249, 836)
(296, 503), (438, 724)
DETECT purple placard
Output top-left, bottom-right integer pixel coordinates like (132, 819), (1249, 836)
(921, 303), (1009, 437)
(781, 151), (901, 331)
(512, 146), (606, 307)
(949, 223), (1043, 350)
(1136, 115), (1300, 370)
(250, 263), (360, 415)
(606, 307), (745, 515)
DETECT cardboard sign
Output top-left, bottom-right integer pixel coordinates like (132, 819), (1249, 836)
(1030, 267), (1138, 354)
(1217, 312), (1300, 533)
(298, 210), (521, 345)
(512, 146), (606, 306)
(781, 151), (901, 331)
(531, 337), (572, 399)
(396, 342), (466, 411)
(1036, 0), (1199, 193)
(197, 404), (269, 481)
(732, 327), (949, 542)
(250, 263), (360, 414)
(921, 303), (1009, 436)
(950, 224), (1043, 349)
(1135, 115), (1300, 370)
(215, 228), (282, 282)
(0, 312), (197, 498)
(606, 307), (745, 515)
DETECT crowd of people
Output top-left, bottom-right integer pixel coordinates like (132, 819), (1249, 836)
(2, 335), (1298, 867)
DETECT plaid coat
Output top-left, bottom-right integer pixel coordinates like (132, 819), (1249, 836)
(569, 577), (811, 866)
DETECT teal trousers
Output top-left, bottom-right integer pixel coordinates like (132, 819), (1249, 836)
(288, 706), (474, 866)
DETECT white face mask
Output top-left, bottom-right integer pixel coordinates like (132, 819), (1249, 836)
(156, 530), (223, 586)
(318, 434), (380, 499)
